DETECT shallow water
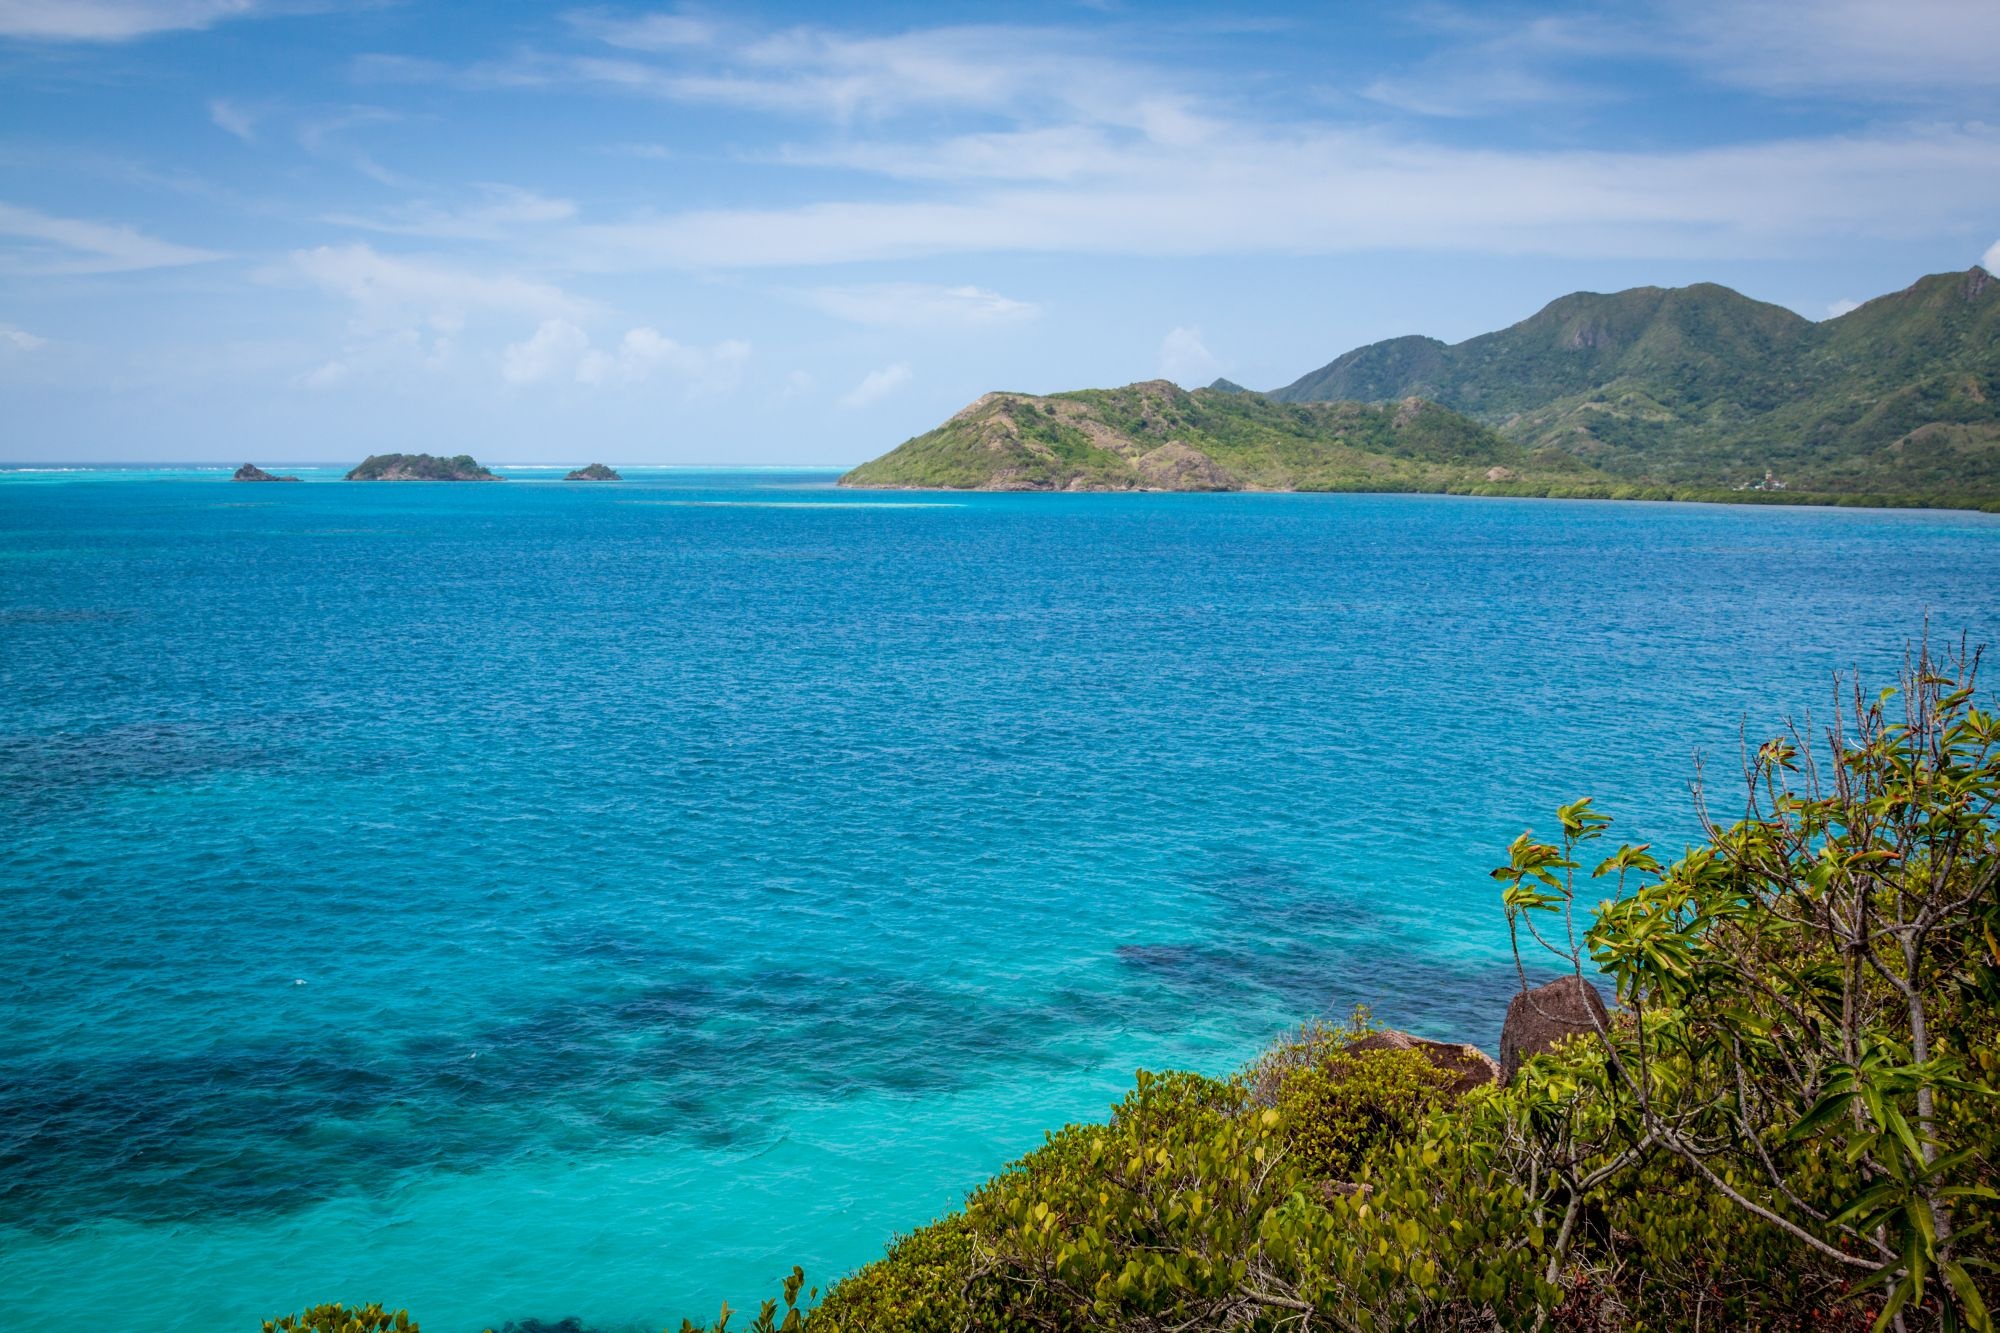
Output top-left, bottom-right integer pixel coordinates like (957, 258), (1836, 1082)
(3, 467), (1997, 1331)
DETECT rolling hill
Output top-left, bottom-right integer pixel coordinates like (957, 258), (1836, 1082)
(838, 380), (1603, 493)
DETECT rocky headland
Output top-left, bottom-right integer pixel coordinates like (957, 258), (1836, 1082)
(232, 463), (299, 482)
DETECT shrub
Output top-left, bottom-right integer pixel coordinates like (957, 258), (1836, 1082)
(262, 1306), (416, 1333)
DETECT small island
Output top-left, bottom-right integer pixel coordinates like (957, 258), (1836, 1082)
(344, 453), (499, 481)
(564, 463), (622, 481)
(232, 463), (299, 482)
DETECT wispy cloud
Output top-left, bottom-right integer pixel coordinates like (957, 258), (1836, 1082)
(1375, 1), (2000, 110)
(0, 200), (224, 273)
(1, 323), (47, 350)
(565, 9), (719, 52)
(1983, 239), (2000, 276)
(291, 243), (588, 326)
(803, 282), (1040, 329)
(367, 19), (1181, 129)
(1360, 13), (1625, 117)
(324, 185), (578, 241)
(1672, 0), (2000, 98)
(565, 123), (2000, 269)
(297, 106), (408, 186)
(838, 361), (911, 409)
(207, 97), (258, 141)
(0, 0), (260, 42)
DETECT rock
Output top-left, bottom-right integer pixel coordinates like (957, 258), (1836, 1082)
(1134, 441), (1240, 491)
(564, 463), (622, 481)
(1484, 465), (1518, 482)
(1500, 976), (1610, 1083)
(233, 463), (299, 482)
(345, 453), (499, 481)
(1345, 1029), (1500, 1096)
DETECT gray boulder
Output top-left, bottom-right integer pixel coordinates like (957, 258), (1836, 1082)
(1499, 976), (1610, 1083)
(1346, 1029), (1500, 1096)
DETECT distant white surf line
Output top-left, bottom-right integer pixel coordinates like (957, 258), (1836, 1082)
(618, 500), (963, 509)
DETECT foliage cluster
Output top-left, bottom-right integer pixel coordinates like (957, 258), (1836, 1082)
(262, 1305), (417, 1333)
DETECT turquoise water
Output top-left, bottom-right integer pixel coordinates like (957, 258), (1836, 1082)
(4, 466), (1998, 1332)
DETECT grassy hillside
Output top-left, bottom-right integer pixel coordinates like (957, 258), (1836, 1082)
(839, 380), (1601, 493)
(1271, 267), (2000, 499)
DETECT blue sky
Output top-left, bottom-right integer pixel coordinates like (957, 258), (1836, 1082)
(3, 0), (1999, 465)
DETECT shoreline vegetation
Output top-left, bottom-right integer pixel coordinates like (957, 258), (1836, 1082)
(275, 645), (2000, 1332)
(841, 266), (2000, 514)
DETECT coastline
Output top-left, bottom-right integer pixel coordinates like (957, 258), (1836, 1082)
(838, 474), (2000, 515)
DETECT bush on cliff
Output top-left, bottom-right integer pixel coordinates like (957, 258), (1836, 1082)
(805, 643), (1999, 1331)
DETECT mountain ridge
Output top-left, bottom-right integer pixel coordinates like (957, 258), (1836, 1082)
(1269, 266), (2000, 496)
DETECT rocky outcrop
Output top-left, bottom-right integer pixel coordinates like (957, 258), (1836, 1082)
(565, 463), (622, 481)
(345, 454), (499, 481)
(233, 464), (299, 482)
(1135, 441), (1240, 491)
(1346, 1029), (1500, 1095)
(1500, 976), (1610, 1083)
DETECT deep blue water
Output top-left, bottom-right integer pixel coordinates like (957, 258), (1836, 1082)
(3, 466), (1997, 1332)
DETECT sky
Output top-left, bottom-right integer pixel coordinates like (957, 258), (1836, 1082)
(3, 0), (2000, 465)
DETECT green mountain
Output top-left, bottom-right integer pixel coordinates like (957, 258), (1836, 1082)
(839, 380), (1602, 493)
(1271, 267), (2000, 498)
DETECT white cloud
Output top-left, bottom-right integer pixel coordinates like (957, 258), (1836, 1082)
(578, 327), (750, 392)
(207, 98), (257, 142)
(1158, 326), (1218, 385)
(1983, 238), (2000, 276)
(568, 10), (719, 52)
(1360, 14), (1622, 118)
(1672, 0), (2000, 98)
(324, 186), (579, 241)
(838, 362), (912, 409)
(0, 200), (224, 273)
(291, 244), (588, 327)
(804, 282), (1040, 329)
(1370, 3), (2000, 110)
(502, 317), (589, 385)
(1826, 298), (1861, 318)
(390, 19), (1178, 129)
(298, 358), (349, 390)
(1, 323), (47, 350)
(353, 12), (2000, 274)
(0, 0), (259, 41)
(503, 318), (750, 393)
(568, 123), (2000, 270)
(297, 107), (408, 187)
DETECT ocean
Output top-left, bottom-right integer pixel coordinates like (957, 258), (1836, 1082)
(3, 465), (1997, 1331)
